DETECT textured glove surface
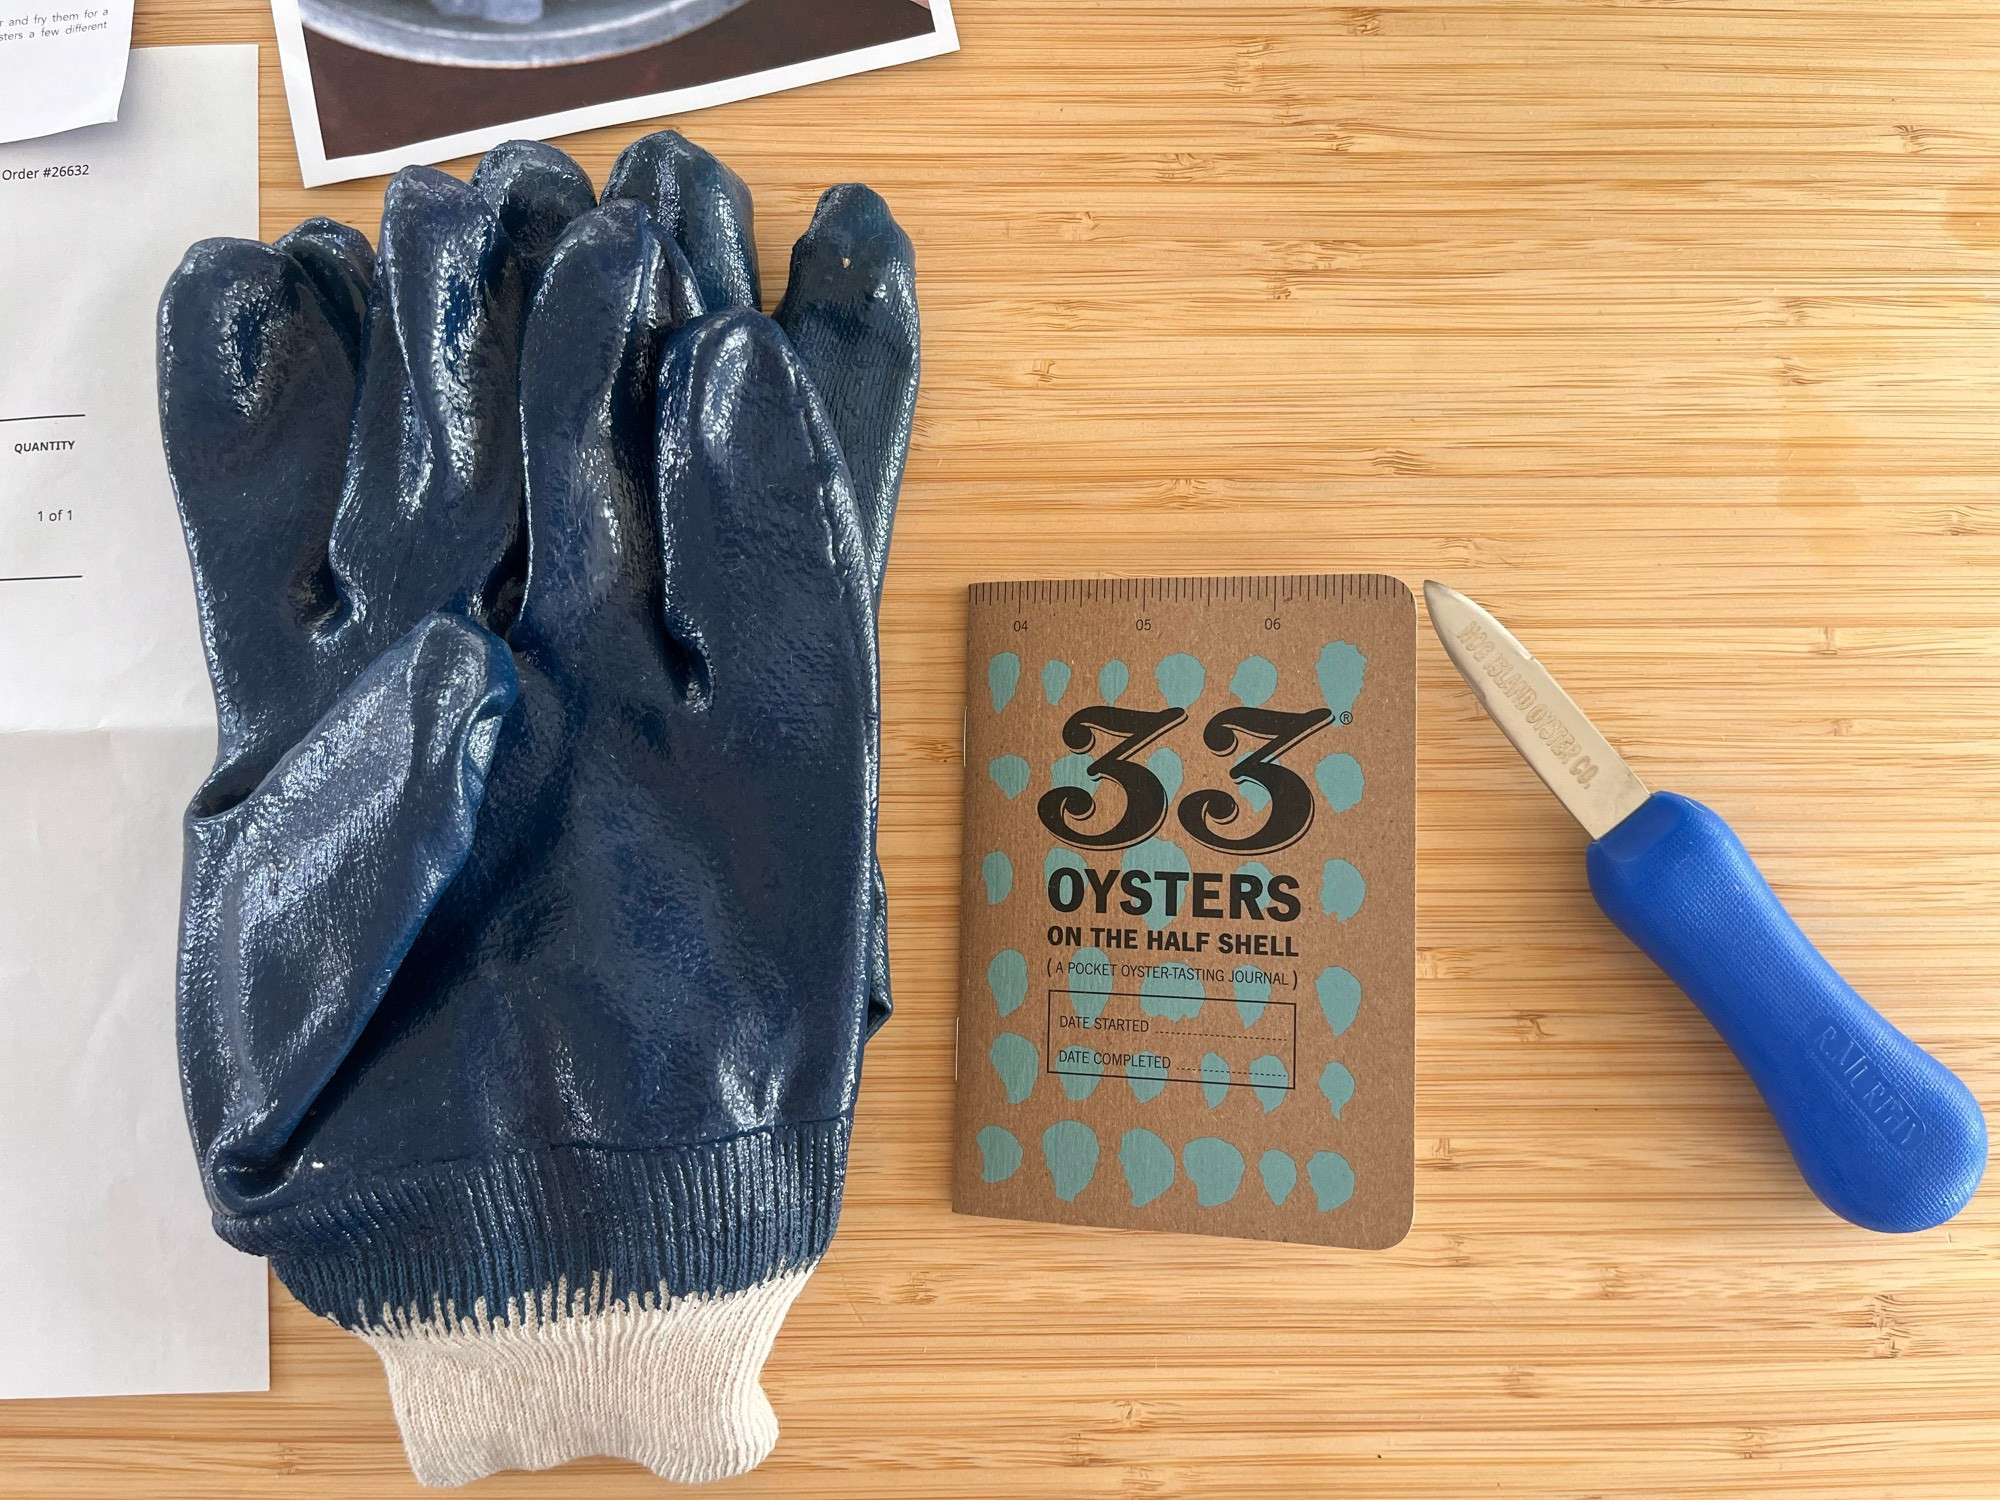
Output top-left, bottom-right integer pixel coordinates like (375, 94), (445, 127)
(160, 133), (917, 1484)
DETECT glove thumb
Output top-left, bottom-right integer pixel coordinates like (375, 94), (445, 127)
(180, 613), (518, 1213)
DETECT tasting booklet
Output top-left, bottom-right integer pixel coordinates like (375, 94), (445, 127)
(952, 575), (1416, 1249)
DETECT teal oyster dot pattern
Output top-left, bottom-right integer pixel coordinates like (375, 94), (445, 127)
(1319, 1060), (1355, 1118)
(1041, 659), (1072, 706)
(1249, 1054), (1289, 1113)
(977, 1126), (1022, 1183)
(982, 850), (1013, 904)
(1320, 858), (1365, 920)
(1232, 964), (1271, 1027)
(1200, 1053), (1231, 1109)
(990, 1033), (1038, 1104)
(988, 651), (1020, 713)
(1146, 745), (1183, 804)
(1042, 1121), (1099, 1201)
(985, 1118), (1358, 1215)
(1314, 751), (1363, 813)
(1260, 1148), (1298, 1206)
(1156, 652), (1205, 708)
(988, 949), (1028, 1016)
(1308, 1151), (1356, 1211)
(1317, 641), (1366, 716)
(988, 754), (1031, 800)
(1183, 1137), (1245, 1206)
(1045, 846), (1085, 885)
(1051, 752), (1095, 791)
(1121, 835), (1192, 931)
(1315, 966), (1361, 1034)
(1066, 946), (1113, 1023)
(1230, 654), (1278, 706)
(1099, 658), (1129, 703)
(1120, 1129), (1175, 1207)
(1058, 1049), (1102, 1102)
(1127, 1053), (1169, 1103)
(1139, 961), (1204, 1019)
(1235, 860), (1273, 911)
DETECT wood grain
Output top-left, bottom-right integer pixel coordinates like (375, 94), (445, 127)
(8, 0), (2000, 1493)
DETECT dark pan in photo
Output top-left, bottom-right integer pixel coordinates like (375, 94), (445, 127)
(299, 0), (753, 69)
(302, 0), (939, 159)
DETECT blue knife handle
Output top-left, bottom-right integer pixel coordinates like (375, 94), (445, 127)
(1586, 790), (1987, 1233)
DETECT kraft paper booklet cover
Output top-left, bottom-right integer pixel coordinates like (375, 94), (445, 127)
(952, 575), (1415, 1249)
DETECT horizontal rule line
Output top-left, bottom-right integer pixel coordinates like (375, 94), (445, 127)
(0, 412), (86, 423)
(1082, 1028), (1293, 1041)
(0, 573), (83, 583)
(1046, 1066), (1296, 1088)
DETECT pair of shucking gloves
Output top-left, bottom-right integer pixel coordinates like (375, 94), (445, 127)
(156, 130), (917, 1486)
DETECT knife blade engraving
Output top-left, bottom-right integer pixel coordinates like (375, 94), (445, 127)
(1425, 581), (1649, 839)
(1455, 620), (1599, 786)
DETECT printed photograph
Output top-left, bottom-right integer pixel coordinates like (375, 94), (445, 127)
(272, 0), (955, 184)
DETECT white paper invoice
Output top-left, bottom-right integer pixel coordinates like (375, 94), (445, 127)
(0, 2), (135, 147)
(0, 46), (268, 1400)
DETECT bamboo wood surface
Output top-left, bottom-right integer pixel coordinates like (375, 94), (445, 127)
(8, 0), (2000, 1494)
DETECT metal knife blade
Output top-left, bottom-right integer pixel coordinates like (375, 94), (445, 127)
(1424, 581), (1650, 840)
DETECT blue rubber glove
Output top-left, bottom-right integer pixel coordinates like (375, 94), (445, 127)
(160, 134), (918, 1485)
(608, 133), (920, 1035)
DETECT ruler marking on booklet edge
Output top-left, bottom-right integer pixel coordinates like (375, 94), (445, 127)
(968, 574), (1394, 608)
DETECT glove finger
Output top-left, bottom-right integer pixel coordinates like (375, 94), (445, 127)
(513, 199), (701, 657)
(470, 138), (598, 287)
(158, 237), (356, 799)
(654, 311), (877, 1029)
(865, 860), (892, 1036)
(329, 167), (529, 641)
(604, 130), (760, 312)
(774, 184), (919, 602)
(654, 310), (873, 747)
(181, 612), (517, 1210)
(274, 217), (375, 358)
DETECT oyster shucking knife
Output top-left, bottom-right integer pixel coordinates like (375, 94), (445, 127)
(1426, 581), (1987, 1232)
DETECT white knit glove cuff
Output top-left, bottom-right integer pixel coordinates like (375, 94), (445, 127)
(359, 1264), (816, 1487)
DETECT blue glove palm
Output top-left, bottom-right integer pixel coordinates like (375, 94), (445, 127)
(159, 133), (917, 1485)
